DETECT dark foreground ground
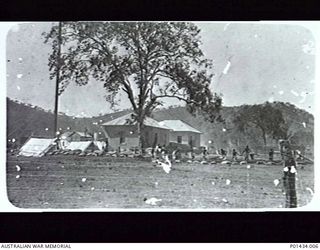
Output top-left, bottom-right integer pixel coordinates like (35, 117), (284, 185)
(6, 154), (314, 209)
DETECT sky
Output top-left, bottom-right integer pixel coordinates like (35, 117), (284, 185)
(6, 22), (316, 117)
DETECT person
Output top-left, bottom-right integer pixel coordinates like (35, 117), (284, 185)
(156, 144), (161, 159)
(172, 149), (177, 160)
(219, 148), (227, 160)
(191, 151), (195, 160)
(176, 148), (181, 160)
(104, 139), (109, 152)
(250, 152), (255, 160)
(269, 148), (274, 161)
(190, 145), (195, 160)
(151, 147), (155, 158)
(220, 148), (225, 156)
(53, 137), (60, 150)
(161, 145), (167, 158)
(242, 145), (250, 161)
(232, 149), (238, 161)
(202, 147), (208, 160)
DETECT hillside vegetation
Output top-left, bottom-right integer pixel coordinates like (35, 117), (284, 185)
(7, 98), (314, 154)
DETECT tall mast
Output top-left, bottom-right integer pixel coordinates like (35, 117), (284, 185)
(53, 21), (62, 137)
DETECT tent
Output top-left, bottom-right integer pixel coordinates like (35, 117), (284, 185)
(19, 138), (56, 157)
(65, 141), (99, 152)
(94, 141), (106, 151)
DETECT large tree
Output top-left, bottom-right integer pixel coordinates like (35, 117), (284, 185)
(44, 22), (222, 151)
(233, 102), (288, 146)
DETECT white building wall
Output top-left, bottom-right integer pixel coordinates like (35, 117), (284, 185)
(102, 125), (169, 151)
(107, 136), (140, 151)
(168, 131), (201, 147)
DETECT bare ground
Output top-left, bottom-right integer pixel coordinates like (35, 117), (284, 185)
(6, 155), (314, 209)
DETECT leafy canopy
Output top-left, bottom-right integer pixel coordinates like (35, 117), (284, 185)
(44, 22), (222, 122)
(233, 102), (288, 145)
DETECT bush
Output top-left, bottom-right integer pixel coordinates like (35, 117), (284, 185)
(165, 142), (192, 154)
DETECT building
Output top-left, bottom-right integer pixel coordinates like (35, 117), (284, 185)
(59, 131), (93, 149)
(158, 120), (202, 148)
(101, 113), (171, 151)
(65, 141), (100, 152)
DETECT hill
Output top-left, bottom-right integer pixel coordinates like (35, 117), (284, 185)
(151, 102), (313, 154)
(7, 98), (314, 154)
(6, 98), (131, 145)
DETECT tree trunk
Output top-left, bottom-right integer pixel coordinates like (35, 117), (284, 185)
(261, 129), (267, 154)
(137, 118), (145, 155)
(262, 130), (267, 146)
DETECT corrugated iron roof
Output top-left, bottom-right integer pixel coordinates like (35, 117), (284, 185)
(76, 132), (93, 137)
(101, 113), (171, 130)
(60, 131), (92, 139)
(158, 120), (202, 133)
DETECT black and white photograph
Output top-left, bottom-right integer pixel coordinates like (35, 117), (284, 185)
(5, 22), (315, 209)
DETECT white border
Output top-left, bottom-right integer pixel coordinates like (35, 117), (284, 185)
(1, 21), (319, 212)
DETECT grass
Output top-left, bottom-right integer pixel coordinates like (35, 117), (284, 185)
(6, 154), (314, 209)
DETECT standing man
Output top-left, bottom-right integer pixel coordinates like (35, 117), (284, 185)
(202, 147), (208, 160)
(176, 148), (181, 161)
(172, 149), (177, 161)
(232, 149), (238, 161)
(242, 145), (250, 161)
(152, 134), (158, 159)
(269, 148), (274, 161)
(104, 138), (109, 152)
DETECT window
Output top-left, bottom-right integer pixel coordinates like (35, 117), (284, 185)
(120, 131), (125, 144)
(177, 136), (182, 144)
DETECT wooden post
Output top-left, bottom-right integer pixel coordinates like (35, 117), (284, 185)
(280, 140), (297, 208)
(54, 22), (62, 138)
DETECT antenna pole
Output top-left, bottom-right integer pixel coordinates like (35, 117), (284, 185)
(53, 21), (62, 138)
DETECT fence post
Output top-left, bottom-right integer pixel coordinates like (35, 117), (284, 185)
(280, 140), (297, 208)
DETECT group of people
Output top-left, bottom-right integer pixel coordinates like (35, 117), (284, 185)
(223, 146), (275, 162)
(151, 144), (167, 159)
(230, 147), (253, 161)
(151, 143), (279, 163)
(152, 144), (183, 161)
